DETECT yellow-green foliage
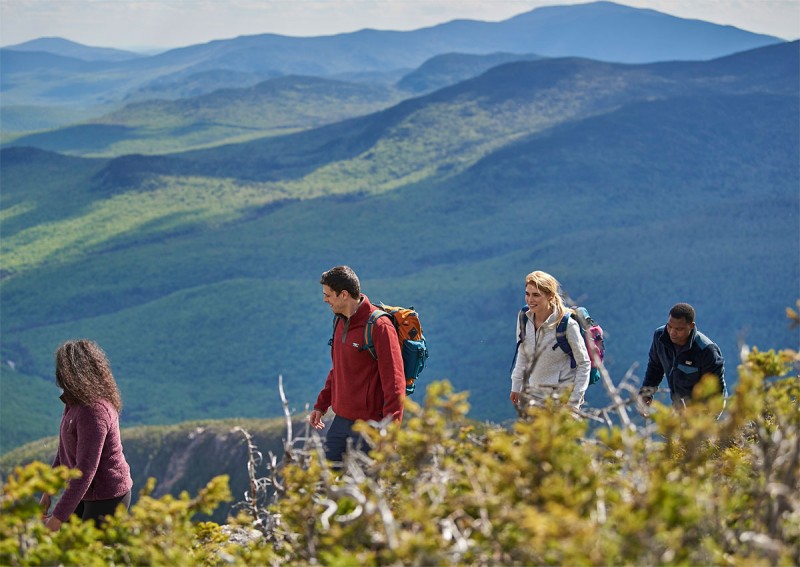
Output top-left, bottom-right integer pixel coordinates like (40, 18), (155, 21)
(1, 176), (293, 274)
(266, 367), (798, 567)
(2, 344), (798, 566)
(0, 466), (249, 566)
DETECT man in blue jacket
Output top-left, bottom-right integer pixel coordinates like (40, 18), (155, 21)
(639, 303), (726, 413)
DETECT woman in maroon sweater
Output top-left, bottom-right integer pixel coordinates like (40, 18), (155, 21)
(40, 340), (133, 531)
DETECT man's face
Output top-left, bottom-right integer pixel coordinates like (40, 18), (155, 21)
(666, 315), (695, 346)
(322, 285), (348, 316)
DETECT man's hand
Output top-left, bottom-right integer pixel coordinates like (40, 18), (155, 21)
(309, 409), (326, 430)
(638, 394), (653, 417)
(510, 391), (520, 404)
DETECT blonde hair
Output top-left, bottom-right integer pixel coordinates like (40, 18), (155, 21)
(525, 271), (568, 321)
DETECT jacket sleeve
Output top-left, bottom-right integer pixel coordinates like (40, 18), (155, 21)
(314, 318), (338, 413)
(372, 317), (406, 422)
(314, 369), (334, 414)
(702, 343), (726, 398)
(510, 314), (528, 393)
(565, 317), (591, 408)
(641, 330), (665, 394)
(52, 404), (110, 522)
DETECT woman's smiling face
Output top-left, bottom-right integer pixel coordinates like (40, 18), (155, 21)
(525, 283), (552, 320)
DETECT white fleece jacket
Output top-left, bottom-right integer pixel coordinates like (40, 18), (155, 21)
(510, 309), (591, 409)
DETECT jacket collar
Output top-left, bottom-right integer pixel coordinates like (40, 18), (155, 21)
(526, 307), (560, 329)
(659, 326), (698, 350)
(60, 392), (77, 405)
(339, 294), (372, 327)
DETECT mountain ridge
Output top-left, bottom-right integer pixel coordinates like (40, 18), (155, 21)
(0, 1), (785, 126)
(4, 75), (406, 156)
(6, 40), (796, 160)
(67, 42), (798, 190)
(3, 37), (143, 61)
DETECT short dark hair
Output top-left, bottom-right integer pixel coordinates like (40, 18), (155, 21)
(669, 303), (696, 324)
(320, 265), (360, 299)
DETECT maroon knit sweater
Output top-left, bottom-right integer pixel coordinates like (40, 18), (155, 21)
(52, 396), (133, 521)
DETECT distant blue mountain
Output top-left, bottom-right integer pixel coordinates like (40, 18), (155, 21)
(3, 37), (142, 62)
(0, 1), (785, 115)
(493, 1), (785, 61)
(129, 1), (783, 76)
(0, 49), (112, 74)
(397, 52), (544, 94)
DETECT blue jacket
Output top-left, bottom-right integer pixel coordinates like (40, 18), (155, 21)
(640, 326), (726, 407)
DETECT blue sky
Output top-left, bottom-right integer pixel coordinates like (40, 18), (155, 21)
(1, 0), (798, 50)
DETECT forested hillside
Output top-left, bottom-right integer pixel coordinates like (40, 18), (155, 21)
(1, 30), (798, 455)
(4, 76), (407, 156)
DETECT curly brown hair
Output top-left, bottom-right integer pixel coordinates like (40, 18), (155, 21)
(55, 340), (122, 411)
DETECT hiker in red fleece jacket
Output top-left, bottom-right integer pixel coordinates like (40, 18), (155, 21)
(309, 266), (406, 463)
(40, 340), (133, 531)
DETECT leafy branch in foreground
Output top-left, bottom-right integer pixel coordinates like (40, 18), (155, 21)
(1, 322), (798, 565)
(239, 341), (798, 565)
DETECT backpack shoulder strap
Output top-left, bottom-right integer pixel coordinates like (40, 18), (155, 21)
(327, 316), (339, 348)
(509, 307), (530, 372)
(517, 307), (529, 342)
(363, 309), (390, 359)
(552, 312), (577, 369)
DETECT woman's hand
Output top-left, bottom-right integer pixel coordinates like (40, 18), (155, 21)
(44, 515), (62, 532)
(39, 493), (51, 520)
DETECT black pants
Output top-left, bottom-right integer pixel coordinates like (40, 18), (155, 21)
(324, 415), (368, 463)
(74, 491), (132, 526)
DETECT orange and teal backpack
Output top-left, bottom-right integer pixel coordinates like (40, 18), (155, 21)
(329, 302), (429, 395)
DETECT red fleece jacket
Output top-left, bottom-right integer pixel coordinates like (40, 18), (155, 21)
(314, 295), (406, 422)
(51, 397), (133, 521)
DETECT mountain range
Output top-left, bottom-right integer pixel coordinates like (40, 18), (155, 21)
(0, 2), (798, 457)
(0, 1), (785, 132)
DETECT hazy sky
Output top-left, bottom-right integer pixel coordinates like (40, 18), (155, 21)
(1, 0), (798, 51)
